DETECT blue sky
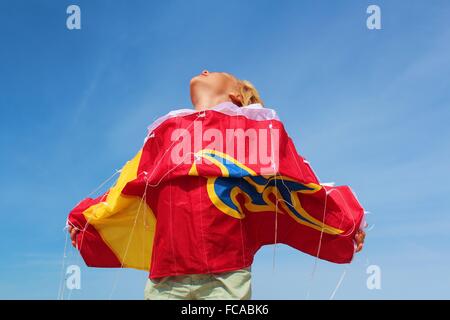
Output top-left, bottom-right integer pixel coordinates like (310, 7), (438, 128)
(0, 0), (449, 299)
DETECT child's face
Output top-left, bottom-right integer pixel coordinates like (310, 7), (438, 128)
(190, 70), (239, 107)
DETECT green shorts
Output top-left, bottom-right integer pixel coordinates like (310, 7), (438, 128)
(144, 267), (252, 300)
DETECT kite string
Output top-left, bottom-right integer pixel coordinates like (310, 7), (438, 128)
(285, 139), (324, 298)
(72, 112), (206, 254)
(285, 140), (365, 298)
(86, 169), (122, 198)
(272, 173), (325, 299)
(65, 228), (83, 301)
(108, 175), (150, 299)
(233, 114), (247, 269)
(63, 107), (366, 299)
(278, 145), (329, 299)
(59, 174), (117, 300)
(142, 112), (206, 185)
(105, 148), (201, 298)
(168, 117), (181, 279)
(58, 174), (113, 300)
(270, 122), (279, 273)
(57, 225), (69, 300)
(165, 115), (358, 297)
(272, 175), (356, 297)
(88, 109), (263, 283)
(71, 193), (111, 300)
(66, 109), (231, 298)
(329, 265), (348, 300)
(59, 112), (207, 299)
(272, 190), (278, 273)
(305, 187), (328, 299)
(197, 134), (211, 274)
(105, 114), (209, 297)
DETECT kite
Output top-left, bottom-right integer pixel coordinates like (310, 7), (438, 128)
(67, 102), (365, 279)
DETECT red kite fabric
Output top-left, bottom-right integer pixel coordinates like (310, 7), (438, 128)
(68, 102), (365, 279)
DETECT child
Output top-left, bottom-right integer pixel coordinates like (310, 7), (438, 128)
(69, 70), (366, 299)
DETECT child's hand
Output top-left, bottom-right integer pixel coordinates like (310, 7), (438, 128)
(68, 225), (79, 248)
(355, 229), (366, 253)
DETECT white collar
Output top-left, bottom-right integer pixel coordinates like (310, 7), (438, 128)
(243, 103), (263, 109)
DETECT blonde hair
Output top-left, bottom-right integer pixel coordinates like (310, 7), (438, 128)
(227, 73), (264, 107)
(237, 79), (264, 107)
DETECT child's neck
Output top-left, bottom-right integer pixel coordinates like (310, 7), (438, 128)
(193, 94), (231, 111)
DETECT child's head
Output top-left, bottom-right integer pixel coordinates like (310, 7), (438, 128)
(190, 70), (263, 110)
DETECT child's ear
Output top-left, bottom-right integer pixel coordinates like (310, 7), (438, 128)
(229, 93), (243, 107)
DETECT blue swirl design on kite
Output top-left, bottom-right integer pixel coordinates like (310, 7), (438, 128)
(189, 149), (343, 235)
